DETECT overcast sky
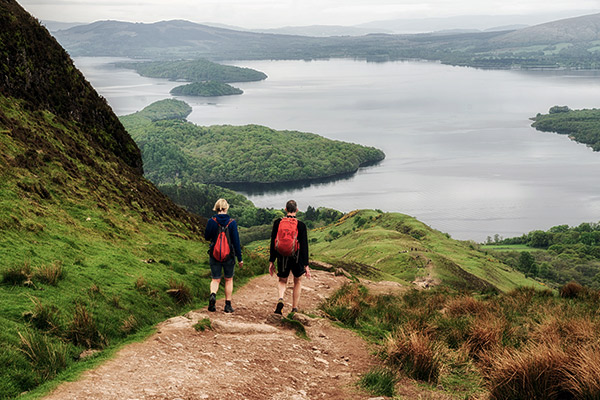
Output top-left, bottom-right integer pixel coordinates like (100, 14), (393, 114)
(16, 0), (600, 29)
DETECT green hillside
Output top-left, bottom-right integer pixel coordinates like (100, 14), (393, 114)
(251, 210), (540, 292)
(0, 2), (265, 398)
(120, 99), (385, 185)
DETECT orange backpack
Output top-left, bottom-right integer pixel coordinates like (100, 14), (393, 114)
(212, 218), (233, 262)
(275, 217), (300, 257)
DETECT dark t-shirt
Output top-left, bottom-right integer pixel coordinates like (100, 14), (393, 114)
(269, 216), (309, 267)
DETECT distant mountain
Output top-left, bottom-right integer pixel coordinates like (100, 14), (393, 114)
(41, 20), (85, 32)
(490, 12), (600, 45)
(356, 11), (595, 33)
(53, 14), (600, 69)
(250, 25), (391, 37)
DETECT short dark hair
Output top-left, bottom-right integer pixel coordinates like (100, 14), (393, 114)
(286, 200), (298, 213)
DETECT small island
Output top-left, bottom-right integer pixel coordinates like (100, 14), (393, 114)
(120, 99), (386, 186)
(170, 81), (243, 97)
(531, 106), (600, 151)
(115, 58), (267, 83)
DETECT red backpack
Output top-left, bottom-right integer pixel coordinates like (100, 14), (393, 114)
(212, 218), (233, 262)
(275, 217), (299, 257)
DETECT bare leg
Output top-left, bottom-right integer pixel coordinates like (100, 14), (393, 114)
(278, 277), (288, 300)
(292, 276), (303, 309)
(224, 277), (233, 301)
(210, 278), (220, 294)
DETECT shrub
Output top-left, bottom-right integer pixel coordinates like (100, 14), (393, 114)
(32, 261), (64, 285)
(358, 367), (397, 397)
(67, 304), (106, 349)
(385, 328), (442, 383)
(18, 330), (70, 380)
(560, 281), (585, 299)
(166, 278), (193, 305)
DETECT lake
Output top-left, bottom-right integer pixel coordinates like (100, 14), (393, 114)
(74, 57), (600, 242)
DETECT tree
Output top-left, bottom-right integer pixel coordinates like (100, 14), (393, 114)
(518, 251), (536, 275)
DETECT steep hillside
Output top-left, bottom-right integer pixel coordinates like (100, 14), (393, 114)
(0, 2), (263, 398)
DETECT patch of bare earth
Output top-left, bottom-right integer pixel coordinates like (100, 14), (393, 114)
(43, 271), (378, 400)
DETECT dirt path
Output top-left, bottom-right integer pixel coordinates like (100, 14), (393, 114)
(43, 271), (381, 400)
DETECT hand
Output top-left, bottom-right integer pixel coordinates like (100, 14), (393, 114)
(269, 262), (275, 277)
(238, 261), (244, 268)
(305, 266), (312, 280)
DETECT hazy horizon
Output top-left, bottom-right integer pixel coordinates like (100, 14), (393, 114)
(17, 0), (600, 31)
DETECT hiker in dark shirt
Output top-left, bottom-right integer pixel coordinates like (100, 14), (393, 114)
(269, 200), (311, 314)
(204, 198), (242, 313)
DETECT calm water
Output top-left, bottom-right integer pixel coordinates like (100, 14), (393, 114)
(75, 57), (600, 242)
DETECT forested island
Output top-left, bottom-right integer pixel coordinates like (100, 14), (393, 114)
(531, 106), (600, 151)
(119, 99), (385, 185)
(170, 81), (243, 97)
(115, 59), (267, 83)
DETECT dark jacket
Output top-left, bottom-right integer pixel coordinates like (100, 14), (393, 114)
(269, 216), (309, 267)
(204, 214), (242, 262)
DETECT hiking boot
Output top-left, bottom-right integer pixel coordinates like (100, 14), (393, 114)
(208, 293), (216, 312)
(274, 300), (284, 315)
(224, 302), (234, 313)
(291, 308), (298, 313)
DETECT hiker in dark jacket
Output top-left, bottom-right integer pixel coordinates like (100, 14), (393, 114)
(269, 199), (311, 315)
(204, 198), (242, 313)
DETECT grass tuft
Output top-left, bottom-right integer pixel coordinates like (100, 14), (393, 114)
(66, 304), (107, 349)
(358, 366), (397, 397)
(18, 330), (71, 381)
(32, 261), (64, 286)
(166, 278), (193, 305)
(23, 296), (61, 333)
(193, 318), (212, 332)
(2, 262), (33, 285)
(385, 328), (442, 383)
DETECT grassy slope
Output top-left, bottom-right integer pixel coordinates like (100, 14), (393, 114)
(250, 210), (539, 292)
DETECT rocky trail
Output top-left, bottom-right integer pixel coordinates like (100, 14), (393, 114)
(42, 270), (398, 400)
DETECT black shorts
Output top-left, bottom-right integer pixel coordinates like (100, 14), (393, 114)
(277, 257), (306, 279)
(209, 256), (235, 279)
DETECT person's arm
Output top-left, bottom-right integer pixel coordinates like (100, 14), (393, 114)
(204, 218), (216, 241)
(268, 219), (280, 276)
(229, 220), (243, 263)
(298, 221), (309, 267)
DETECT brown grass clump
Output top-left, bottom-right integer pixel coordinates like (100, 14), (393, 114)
(560, 281), (585, 299)
(166, 278), (193, 305)
(481, 343), (571, 400)
(564, 345), (600, 399)
(385, 328), (443, 383)
(464, 314), (504, 358)
(444, 296), (489, 317)
(2, 262), (33, 285)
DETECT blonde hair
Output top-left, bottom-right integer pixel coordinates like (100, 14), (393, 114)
(213, 198), (229, 213)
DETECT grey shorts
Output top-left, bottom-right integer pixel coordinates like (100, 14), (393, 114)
(209, 256), (235, 279)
